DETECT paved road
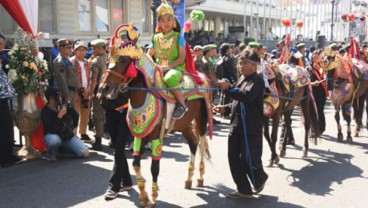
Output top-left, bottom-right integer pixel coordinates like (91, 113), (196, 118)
(1, 102), (368, 208)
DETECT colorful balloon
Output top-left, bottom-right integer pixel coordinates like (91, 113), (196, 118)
(295, 20), (303, 28)
(281, 18), (291, 27)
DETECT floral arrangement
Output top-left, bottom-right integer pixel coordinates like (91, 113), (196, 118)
(6, 28), (49, 94)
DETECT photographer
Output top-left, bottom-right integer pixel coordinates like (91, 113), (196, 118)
(70, 41), (92, 142)
(41, 87), (89, 160)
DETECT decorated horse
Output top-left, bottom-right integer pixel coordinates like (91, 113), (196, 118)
(322, 47), (368, 142)
(97, 23), (213, 207)
(263, 61), (320, 166)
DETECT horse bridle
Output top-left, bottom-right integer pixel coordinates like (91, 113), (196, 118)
(105, 67), (134, 93)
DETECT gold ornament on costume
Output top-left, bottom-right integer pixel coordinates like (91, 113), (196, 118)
(156, 0), (174, 19)
(321, 47), (340, 71)
(170, 0), (181, 4)
(110, 22), (143, 60)
(158, 37), (175, 50)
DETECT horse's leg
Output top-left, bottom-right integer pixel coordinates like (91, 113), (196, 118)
(353, 96), (364, 137)
(335, 106), (343, 142)
(182, 126), (198, 189)
(280, 110), (292, 158)
(271, 109), (282, 164)
(197, 134), (208, 187)
(132, 137), (149, 207)
(263, 117), (275, 167)
(343, 104), (353, 142)
(300, 96), (311, 158)
(150, 138), (162, 206)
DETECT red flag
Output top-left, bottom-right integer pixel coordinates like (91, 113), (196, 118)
(349, 38), (361, 60)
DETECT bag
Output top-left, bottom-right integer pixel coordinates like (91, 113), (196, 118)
(59, 121), (74, 141)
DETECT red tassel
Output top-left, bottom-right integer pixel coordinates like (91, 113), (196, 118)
(125, 61), (138, 78)
(185, 42), (203, 84)
(156, 25), (163, 33)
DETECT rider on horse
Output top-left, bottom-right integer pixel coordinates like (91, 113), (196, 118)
(147, 0), (188, 119)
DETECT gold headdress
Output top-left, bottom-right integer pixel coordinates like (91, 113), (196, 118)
(109, 22), (143, 61)
(156, 0), (174, 19)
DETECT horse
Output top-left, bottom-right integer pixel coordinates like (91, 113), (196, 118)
(322, 48), (368, 142)
(97, 24), (213, 207)
(263, 62), (320, 167)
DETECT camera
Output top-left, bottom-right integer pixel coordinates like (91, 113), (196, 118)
(78, 87), (89, 109)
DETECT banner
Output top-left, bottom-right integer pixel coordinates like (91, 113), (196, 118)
(173, 0), (185, 32)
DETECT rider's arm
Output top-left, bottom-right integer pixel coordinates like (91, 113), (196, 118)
(169, 46), (186, 69)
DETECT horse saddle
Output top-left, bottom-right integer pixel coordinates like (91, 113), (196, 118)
(351, 58), (368, 81)
(263, 82), (279, 117)
(331, 82), (354, 106)
(278, 64), (310, 92)
(153, 65), (210, 103)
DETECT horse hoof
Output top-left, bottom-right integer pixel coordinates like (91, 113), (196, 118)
(337, 133), (343, 142)
(347, 135), (353, 143)
(184, 180), (192, 189)
(302, 150), (308, 158)
(274, 156), (280, 164)
(197, 179), (204, 187)
(267, 160), (274, 167)
(287, 140), (295, 146)
(139, 196), (149, 208)
(354, 132), (359, 137)
(280, 150), (286, 158)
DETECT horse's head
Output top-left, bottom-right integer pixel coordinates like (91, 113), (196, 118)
(97, 22), (143, 99)
(321, 47), (340, 71)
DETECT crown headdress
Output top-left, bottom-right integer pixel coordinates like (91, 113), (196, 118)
(156, 0), (174, 19)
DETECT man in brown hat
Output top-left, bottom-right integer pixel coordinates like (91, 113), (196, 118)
(193, 45), (205, 73)
(70, 41), (92, 142)
(89, 39), (108, 150)
(53, 38), (80, 107)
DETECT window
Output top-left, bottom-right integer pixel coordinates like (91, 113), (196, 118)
(78, 0), (92, 32)
(0, 7), (17, 33)
(95, 0), (110, 32)
(112, 0), (125, 30)
(39, 0), (56, 33)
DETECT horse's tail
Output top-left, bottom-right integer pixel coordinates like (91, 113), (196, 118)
(308, 88), (321, 144)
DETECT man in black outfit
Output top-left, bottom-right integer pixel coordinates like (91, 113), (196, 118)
(0, 34), (22, 167)
(101, 92), (133, 199)
(214, 52), (268, 198)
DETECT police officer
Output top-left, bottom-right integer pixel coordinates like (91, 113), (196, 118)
(89, 39), (108, 151)
(203, 44), (218, 85)
(193, 45), (205, 73)
(53, 39), (80, 107)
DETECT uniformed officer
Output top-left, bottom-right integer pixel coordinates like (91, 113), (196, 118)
(202, 44), (218, 85)
(53, 38), (80, 107)
(193, 45), (205, 73)
(89, 39), (108, 151)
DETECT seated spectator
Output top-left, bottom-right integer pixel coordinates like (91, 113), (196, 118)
(41, 87), (89, 160)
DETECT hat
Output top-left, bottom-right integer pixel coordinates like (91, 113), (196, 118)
(339, 48), (347, 54)
(296, 42), (305, 48)
(52, 38), (59, 42)
(329, 43), (338, 49)
(91, 39), (106, 47)
(248, 42), (261, 48)
(74, 41), (88, 50)
(57, 38), (72, 47)
(203, 44), (216, 52)
(193, 45), (203, 51)
(156, 0), (174, 19)
(244, 52), (260, 63)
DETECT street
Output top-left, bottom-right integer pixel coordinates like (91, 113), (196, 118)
(1, 101), (368, 208)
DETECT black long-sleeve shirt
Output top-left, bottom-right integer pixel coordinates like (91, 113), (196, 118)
(41, 105), (79, 135)
(225, 73), (264, 137)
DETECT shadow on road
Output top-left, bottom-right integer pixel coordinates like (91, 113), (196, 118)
(190, 184), (303, 208)
(278, 149), (364, 196)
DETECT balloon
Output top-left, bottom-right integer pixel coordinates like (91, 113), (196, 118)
(341, 13), (348, 21)
(281, 18), (291, 27)
(295, 20), (303, 28)
(348, 13), (355, 22)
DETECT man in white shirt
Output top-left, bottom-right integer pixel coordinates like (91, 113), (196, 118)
(70, 41), (92, 142)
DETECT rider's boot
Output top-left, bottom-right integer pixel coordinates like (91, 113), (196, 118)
(171, 90), (188, 119)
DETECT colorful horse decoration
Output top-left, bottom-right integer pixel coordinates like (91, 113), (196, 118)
(321, 47), (368, 141)
(263, 61), (320, 167)
(97, 23), (213, 207)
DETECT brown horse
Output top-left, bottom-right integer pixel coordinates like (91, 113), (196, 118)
(263, 63), (320, 167)
(322, 48), (368, 142)
(97, 24), (212, 207)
